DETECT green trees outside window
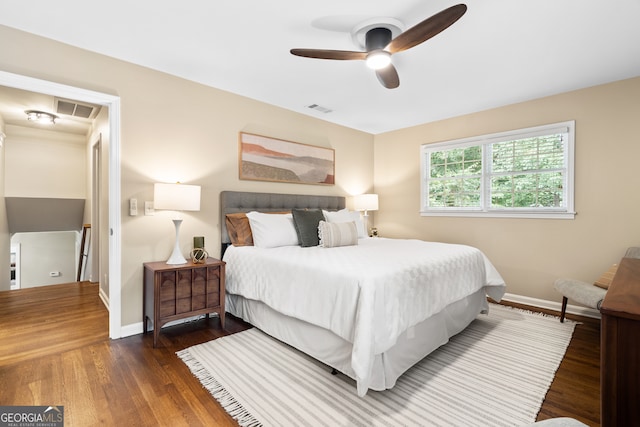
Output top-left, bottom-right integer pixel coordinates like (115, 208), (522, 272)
(421, 121), (575, 218)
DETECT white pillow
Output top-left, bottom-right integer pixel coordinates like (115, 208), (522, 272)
(245, 211), (299, 248)
(318, 221), (358, 248)
(322, 209), (366, 238)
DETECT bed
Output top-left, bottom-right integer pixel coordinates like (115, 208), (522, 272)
(220, 191), (506, 396)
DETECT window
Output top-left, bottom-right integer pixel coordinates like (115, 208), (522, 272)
(421, 121), (575, 219)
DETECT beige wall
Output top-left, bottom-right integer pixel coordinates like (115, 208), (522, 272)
(0, 25), (374, 327)
(4, 125), (86, 197)
(374, 76), (640, 302)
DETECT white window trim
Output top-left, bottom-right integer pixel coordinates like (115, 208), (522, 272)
(420, 121), (576, 219)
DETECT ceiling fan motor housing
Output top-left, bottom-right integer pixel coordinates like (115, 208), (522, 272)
(365, 27), (392, 51)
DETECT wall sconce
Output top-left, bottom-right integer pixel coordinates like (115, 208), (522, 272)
(25, 110), (58, 125)
(154, 182), (201, 264)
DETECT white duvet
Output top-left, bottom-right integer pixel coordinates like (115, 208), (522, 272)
(223, 237), (506, 396)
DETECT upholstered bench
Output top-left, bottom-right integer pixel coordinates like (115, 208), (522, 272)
(554, 246), (640, 322)
(553, 278), (607, 322)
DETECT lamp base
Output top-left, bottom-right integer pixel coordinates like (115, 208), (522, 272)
(166, 219), (187, 265)
(362, 212), (370, 237)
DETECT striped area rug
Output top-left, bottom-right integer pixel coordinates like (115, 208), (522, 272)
(177, 304), (575, 427)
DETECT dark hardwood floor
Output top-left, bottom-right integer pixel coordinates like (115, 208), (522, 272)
(0, 283), (600, 426)
(503, 301), (601, 426)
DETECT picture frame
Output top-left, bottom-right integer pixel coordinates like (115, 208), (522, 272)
(238, 132), (335, 185)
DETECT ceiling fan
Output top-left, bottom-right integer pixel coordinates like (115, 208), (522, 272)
(290, 4), (467, 89)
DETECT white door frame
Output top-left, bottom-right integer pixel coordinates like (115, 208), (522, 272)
(0, 70), (122, 339)
(10, 243), (20, 289)
(91, 137), (101, 284)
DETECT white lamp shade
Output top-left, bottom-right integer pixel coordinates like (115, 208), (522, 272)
(154, 183), (201, 211)
(353, 193), (379, 212)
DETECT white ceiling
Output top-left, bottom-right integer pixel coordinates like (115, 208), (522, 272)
(0, 85), (98, 136)
(1, 0), (640, 135)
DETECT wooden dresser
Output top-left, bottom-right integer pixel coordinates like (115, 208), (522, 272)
(143, 258), (225, 347)
(600, 256), (640, 426)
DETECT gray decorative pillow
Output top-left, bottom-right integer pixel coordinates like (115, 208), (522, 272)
(292, 208), (325, 247)
(318, 220), (358, 248)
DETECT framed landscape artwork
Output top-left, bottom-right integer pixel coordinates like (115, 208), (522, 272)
(239, 132), (335, 185)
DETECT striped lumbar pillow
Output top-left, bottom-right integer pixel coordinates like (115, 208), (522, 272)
(593, 264), (618, 289)
(318, 220), (358, 248)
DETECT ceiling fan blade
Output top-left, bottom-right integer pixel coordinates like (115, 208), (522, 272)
(375, 64), (400, 89)
(290, 48), (367, 61)
(386, 4), (467, 54)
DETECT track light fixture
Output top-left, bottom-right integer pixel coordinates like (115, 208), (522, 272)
(25, 110), (58, 125)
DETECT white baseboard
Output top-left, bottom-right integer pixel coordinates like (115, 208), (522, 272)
(98, 285), (109, 310)
(121, 322), (143, 338)
(502, 292), (601, 320)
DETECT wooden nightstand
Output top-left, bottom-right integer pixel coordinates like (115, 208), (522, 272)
(143, 257), (225, 347)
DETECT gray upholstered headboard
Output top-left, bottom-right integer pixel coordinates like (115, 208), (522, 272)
(220, 191), (345, 251)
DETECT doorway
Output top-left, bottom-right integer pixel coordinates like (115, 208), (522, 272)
(0, 70), (122, 339)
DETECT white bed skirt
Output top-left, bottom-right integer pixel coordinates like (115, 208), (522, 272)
(226, 288), (488, 392)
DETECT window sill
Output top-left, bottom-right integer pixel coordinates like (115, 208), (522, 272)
(420, 210), (576, 219)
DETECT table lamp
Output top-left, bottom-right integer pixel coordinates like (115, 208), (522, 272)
(353, 193), (379, 236)
(154, 182), (201, 264)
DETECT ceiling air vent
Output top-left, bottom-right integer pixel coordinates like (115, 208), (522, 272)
(306, 104), (333, 114)
(54, 97), (101, 119)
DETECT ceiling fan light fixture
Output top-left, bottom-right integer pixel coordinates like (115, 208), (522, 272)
(366, 50), (391, 70)
(25, 110), (58, 125)
(290, 4), (467, 88)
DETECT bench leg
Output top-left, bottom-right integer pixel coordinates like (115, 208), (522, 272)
(560, 296), (568, 323)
